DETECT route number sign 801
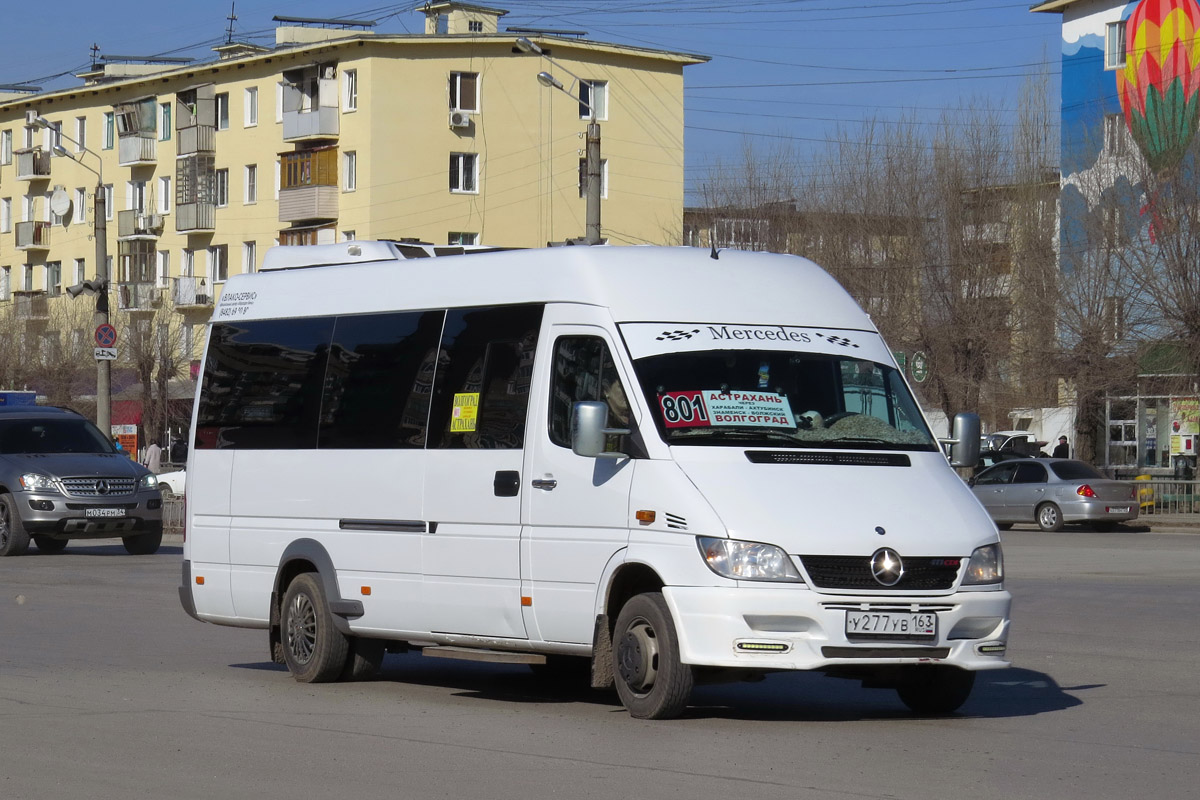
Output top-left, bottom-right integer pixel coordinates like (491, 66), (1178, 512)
(659, 390), (709, 428)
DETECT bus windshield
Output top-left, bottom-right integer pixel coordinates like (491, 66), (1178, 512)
(632, 349), (936, 450)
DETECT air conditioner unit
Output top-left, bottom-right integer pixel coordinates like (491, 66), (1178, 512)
(194, 293), (211, 305)
(137, 214), (165, 233)
(25, 110), (39, 126)
(449, 111), (471, 129)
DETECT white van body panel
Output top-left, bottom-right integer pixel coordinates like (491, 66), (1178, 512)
(181, 244), (1010, 699)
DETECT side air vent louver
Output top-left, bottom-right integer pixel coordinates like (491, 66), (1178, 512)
(665, 512), (688, 530)
(745, 451), (911, 467)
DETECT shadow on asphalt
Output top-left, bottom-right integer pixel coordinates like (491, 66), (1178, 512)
(232, 653), (1084, 722)
(22, 543), (184, 557)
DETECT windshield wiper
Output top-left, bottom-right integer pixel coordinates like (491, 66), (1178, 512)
(668, 429), (801, 444)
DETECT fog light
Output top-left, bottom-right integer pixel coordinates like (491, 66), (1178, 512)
(735, 640), (791, 653)
(29, 500), (54, 511)
(147, 499), (162, 510)
(948, 617), (1002, 640)
(976, 642), (1007, 655)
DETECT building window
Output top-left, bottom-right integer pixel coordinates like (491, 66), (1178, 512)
(275, 83), (284, 124)
(214, 169), (229, 207)
(23, 265), (33, 292)
(468, 20), (483, 32)
(449, 72), (478, 112)
(22, 195), (35, 223)
(103, 112), (114, 149)
(158, 176), (171, 214)
(449, 153), (478, 193)
(43, 121), (62, 153)
(578, 157), (609, 199)
(75, 117), (87, 152)
(74, 189), (86, 225)
(0, 198), (9, 233)
(0, 130), (10, 165)
(209, 244), (229, 282)
(157, 251), (169, 288)
(244, 87), (258, 127)
(343, 151), (356, 192)
(448, 232), (478, 245)
(1106, 21), (1127, 70)
(46, 261), (62, 295)
(182, 248), (194, 277)
(580, 80), (608, 120)
(245, 164), (257, 204)
(181, 324), (195, 366)
(243, 241), (257, 274)
(343, 69), (358, 111)
(216, 93), (230, 130)
(159, 103), (171, 141)
(127, 180), (147, 213)
(74, 258), (86, 284)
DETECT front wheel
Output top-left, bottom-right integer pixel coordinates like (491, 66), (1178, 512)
(0, 493), (30, 557)
(281, 573), (349, 683)
(1036, 502), (1064, 532)
(122, 530), (163, 555)
(33, 535), (68, 554)
(895, 666), (976, 715)
(612, 592), (693, 719)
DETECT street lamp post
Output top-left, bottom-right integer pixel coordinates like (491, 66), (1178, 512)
(35, 117), (111, 436)
(517, 37), (602, 245)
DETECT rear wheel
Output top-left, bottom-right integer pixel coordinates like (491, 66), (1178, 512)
(1036, 502), (1064, 532)
(895, 666), (976, 715)
(0, 493), (30, 557)
(33, 535), (68, 554)
(282, 573), (349, 683)
(613, 592), (693, 719)
(159, 486), (174, 501)
(122, 530), (163, 555)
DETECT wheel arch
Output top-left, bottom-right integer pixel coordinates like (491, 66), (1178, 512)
(270, 539), (363, 640)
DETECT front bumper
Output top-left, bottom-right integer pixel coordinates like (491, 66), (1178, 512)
(19, 491), (163, 539)
(664, 585), (1011, 672)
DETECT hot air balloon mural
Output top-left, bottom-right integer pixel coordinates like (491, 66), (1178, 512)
(1117, 0), (1200, 174)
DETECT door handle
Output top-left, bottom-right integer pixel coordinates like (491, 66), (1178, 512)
(531, 478), (558, 491)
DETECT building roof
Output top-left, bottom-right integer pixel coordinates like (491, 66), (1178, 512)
(1029, 0), (1081, 13)
(0, 32), (707, 112)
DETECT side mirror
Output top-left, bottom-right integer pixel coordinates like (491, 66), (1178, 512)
(571, 401), (630, 459)
(948, 412), (981, 468)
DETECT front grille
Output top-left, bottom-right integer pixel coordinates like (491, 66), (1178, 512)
(822, 646), (950, 659)
(59, 477), (138, 497)
(801, 555), (960, 590)
(746, 451), (911, 467)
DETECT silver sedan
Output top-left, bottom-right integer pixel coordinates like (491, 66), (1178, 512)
(969, 458), (1138, 532)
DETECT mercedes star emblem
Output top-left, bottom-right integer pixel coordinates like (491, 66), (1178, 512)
(97, 480), (110, 495)
(870, 548), (904, 586)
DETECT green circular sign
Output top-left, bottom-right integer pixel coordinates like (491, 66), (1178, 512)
(910, 351), (929, 383)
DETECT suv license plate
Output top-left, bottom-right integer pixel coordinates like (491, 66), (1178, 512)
(85, 508), (125, 518)
(846, 611), (937, 639)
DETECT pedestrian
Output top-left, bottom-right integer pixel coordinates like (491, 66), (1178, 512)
(1052, 435), (1069, 459)
(142, 441), (163, 474)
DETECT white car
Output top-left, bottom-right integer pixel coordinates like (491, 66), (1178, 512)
(157, 469), (185, 498)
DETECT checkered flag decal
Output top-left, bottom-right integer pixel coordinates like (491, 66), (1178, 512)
(656, 329), (701, 341)
(814, 333), (860, 348)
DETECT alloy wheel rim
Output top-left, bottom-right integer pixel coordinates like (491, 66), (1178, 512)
(286, 592), (317, 665)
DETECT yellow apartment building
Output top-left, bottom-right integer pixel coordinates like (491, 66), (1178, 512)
(0, 3), (705, 422)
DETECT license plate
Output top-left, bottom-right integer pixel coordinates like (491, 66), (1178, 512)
(846, 611), (937, 640)
(85, 507), (125, 518)
(1107, 506), (1130, 514)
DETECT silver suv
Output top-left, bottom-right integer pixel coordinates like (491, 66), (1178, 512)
(0, 406), (163, 556)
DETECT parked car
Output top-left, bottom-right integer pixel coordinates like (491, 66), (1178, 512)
(969, 458), (1138, 532)
(157, 469), (185, 499)
(0, 406), (163, 555)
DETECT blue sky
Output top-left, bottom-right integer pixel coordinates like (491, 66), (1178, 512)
(2, 1), (1064, 201)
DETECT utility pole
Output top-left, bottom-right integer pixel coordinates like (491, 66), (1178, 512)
(585, 120), (601, 245)
(94, 184), (111, 436)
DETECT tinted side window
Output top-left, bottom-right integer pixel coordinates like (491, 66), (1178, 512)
(1013, 462), (1047, 484)
(196, 318), (334, 449)
(319, 311), (445, 449)
(1050, 461), (1105, 481)
(975, 463), (1017, 486)
(550, 336), (629, 448)
(427, 305), (543, 449)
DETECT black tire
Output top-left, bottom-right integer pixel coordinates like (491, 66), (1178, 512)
(33, 535), (68, 554)
(895, 666), (976, 715)
(281, 573), (349, 683)
(995, 523), (1013, 531)
(340, 637), (385, 681)
(159, 486), (174, 501)
(122, 530), (163, 555)
(612, 592), (693, 719)
(1036, 502), (1064, 532)
(0, 493), (30, 557)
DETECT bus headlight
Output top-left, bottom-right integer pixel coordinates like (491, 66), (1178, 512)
(962, 543), (1003, 585)
(697, 537), (804, 583)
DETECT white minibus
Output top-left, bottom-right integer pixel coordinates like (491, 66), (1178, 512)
(179, 242), (1006, 719)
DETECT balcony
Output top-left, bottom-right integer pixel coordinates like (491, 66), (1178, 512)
(14, 290), (49, 321)
(176, 202), (215, 233)
(178, 124), (215, 156)
(16, 148), (51, 180)
(177, 84), (217, 156)
(279, 147), (338, 223)
(282, 67), (339, 141)
(118, 282), (163, 312)
(117, 209), (165, 240)
(118, 134), (157, 167)
(173, 276), (212, 308)
(15, 221), (51, 251)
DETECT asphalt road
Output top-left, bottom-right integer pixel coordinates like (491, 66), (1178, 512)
(2, 529), (1197, 800)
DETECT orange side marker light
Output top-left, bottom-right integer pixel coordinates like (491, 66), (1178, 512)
(521, 596), (533, 607)
(635, 510), (656, 524)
